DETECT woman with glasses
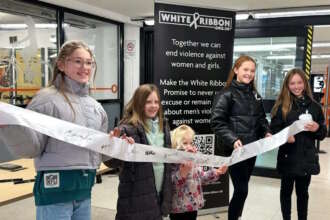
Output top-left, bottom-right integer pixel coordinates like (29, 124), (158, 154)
(1, 40), (107, 220)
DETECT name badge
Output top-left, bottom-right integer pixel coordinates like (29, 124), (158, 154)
(44, 173), (60, 188)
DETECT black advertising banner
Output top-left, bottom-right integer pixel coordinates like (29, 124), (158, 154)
(154, 3), (235, 133)
(154, 3), (235, 213)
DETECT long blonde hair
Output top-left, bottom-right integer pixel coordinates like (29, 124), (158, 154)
(121, 84), (164, 132)
(171, 124), (195, 149)
(51, 40), (96, 117)
(271, 68), (314, 120)
(225, 55), (257, 91)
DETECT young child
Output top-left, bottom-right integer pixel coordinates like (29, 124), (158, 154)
(270, 68), (326, 220)
(113, 84), (173, 220)
(0, 40), (108, 220)
(210, 55), (271, 220)
(170, 124), (227, 220)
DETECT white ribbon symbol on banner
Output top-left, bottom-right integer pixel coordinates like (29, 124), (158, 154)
(189, 12), (200, 29)
(0, 102), (310, 167)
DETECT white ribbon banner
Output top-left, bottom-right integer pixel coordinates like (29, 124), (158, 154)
(0, 102), (309, 167)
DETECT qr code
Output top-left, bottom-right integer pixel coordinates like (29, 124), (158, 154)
(193, 134), (215, 171)
(193, 134), (215, 155)
(44, 173), (60, 188)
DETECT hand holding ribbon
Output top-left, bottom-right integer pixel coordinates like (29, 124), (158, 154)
(304, 121), (319, 132)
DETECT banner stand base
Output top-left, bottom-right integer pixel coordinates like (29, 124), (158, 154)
(198, 206), (228, 216)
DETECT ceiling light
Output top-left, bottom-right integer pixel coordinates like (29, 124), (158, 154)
(314, 25), (330, 28)
(0, 24), (26, 29)
(313, 42), (330, 47)
(234, 43), (296, 52)
(144, 19), (154, 26)
(0, 23), (58, 29)
(312, 54), (330, 59)
(266, 55), (296, 60)
(35, 23), (57, 28)
(236, 14), (249, 20)
(254, 9), (330, 19)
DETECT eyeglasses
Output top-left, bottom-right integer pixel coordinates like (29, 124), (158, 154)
(67, 58), (95, 69)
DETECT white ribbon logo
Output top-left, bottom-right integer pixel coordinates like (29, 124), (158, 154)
(189, 12), (200, 29)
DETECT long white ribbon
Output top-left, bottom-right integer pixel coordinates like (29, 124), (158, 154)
(0, 102), (309, 167)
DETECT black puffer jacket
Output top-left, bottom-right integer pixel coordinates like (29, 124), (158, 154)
(270, 95), (326, 176)
(114, 121), (173, 220)
(210, 80), (270, 156)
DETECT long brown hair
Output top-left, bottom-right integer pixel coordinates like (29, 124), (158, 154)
(271, 68), (314, 120)
(225, 55), (257, 91)
(121, 84), (164, 132)
(51, 40), (96, 118)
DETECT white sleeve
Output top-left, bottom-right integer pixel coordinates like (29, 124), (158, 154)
(0, 124), (46, 159)
(0, 93), (54, 160)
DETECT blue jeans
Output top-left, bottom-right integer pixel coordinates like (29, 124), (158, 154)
(36, 198), (91, 220)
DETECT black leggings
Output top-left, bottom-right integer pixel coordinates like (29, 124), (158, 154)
(228, 157), (256, 220)
(280, 175), (311, 220)
(170, 211), (197, 220)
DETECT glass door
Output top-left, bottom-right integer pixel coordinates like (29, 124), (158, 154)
(233, 35), (304, 175)
(0, 1), (57, 106)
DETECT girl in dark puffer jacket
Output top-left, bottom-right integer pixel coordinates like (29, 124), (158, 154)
(211, 55), (271, 220)
(270, 68), (326, 220)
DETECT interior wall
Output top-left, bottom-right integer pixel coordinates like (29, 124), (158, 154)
(124, 24), (140, 105)
(312, 26), (330, 74)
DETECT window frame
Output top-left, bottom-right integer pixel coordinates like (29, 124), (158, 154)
(0, 0), (124, 109)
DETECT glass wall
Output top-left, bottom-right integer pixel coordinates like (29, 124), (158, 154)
(0, 0), (57, 105)
(64, 13), (120, 100)
(0, 0), (122, 107)
(234, 37), (297, 100)
(233, 36), (299, 170)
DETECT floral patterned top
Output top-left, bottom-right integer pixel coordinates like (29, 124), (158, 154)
(171, 165), (219, 213)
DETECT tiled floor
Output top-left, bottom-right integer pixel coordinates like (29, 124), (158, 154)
(0, 138), (329, 220)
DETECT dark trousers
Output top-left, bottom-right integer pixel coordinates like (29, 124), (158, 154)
(170, 211), (198, 220)
(280, 175), (311, 220)
(228, 157), (256, 220)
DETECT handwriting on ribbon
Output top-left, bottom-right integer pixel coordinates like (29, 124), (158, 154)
(0, 101), (309, 167)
